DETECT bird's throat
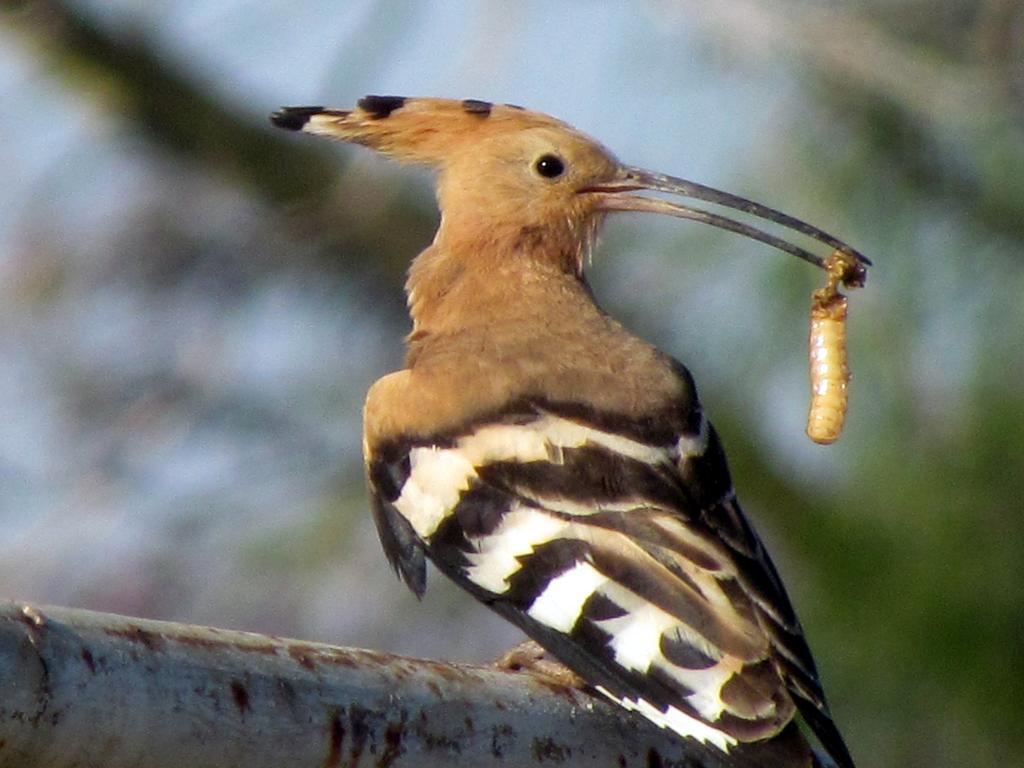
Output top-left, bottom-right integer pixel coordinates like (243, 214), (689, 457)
(405, 223), (592, 339)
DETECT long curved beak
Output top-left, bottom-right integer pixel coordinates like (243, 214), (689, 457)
(582, 166), (871, 274)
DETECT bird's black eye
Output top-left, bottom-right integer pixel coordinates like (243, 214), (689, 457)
(534, 153), (565, 179)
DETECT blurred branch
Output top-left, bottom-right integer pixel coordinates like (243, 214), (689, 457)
(4, 0), (436, 296)
(675, 0), (1002, 129)
(671, 0), (1024, 242)
(0, 601), (760, 768)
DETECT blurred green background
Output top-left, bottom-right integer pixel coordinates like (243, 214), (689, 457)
(2, 2), (1022, 766)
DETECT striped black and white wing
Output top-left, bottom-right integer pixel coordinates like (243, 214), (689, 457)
(366, 400), (852, 767)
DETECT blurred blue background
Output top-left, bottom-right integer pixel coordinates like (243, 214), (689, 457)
(2, 2), (1023, 765)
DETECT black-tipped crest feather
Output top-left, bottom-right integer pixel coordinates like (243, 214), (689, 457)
(270, 106), (325, 131)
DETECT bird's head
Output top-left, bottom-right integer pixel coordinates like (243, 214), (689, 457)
(272, 96), (869, 279)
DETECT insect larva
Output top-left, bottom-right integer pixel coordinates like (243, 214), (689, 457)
(806, 249), (862, 445)
(806, 289), (849, 444)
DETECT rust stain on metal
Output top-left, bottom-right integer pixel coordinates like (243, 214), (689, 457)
(389, 661), (410, 681)
(490, 723), (515, 759)
(425, 661), (464, 682)
(531, 676), (584, 706)
(288, 645), (317, 671)
(173, 634), (221, 651)
(238, 641), (279, 655)
(116, 623), (279, 656)
(378, 709), (408, 767)
(330, 646), (409, 670)
(105, 625), (166, 652)
(230, 679), (250, 715)
(172, 633), (277, 656)
(417, 730), (462, 753)
(174, 634), (216, 651)
(316, 648), (360, 669)
(324, 709), (344, 768)
(191, 683), (221, 712)
(284, 642), (418, 675)
(532, 735), (571, 763)
(80, 648), (97, 674)
(348, 705), (371, 767)
(412, 714), (462, 755)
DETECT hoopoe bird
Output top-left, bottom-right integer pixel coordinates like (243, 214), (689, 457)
(271, 96), (867, 767)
